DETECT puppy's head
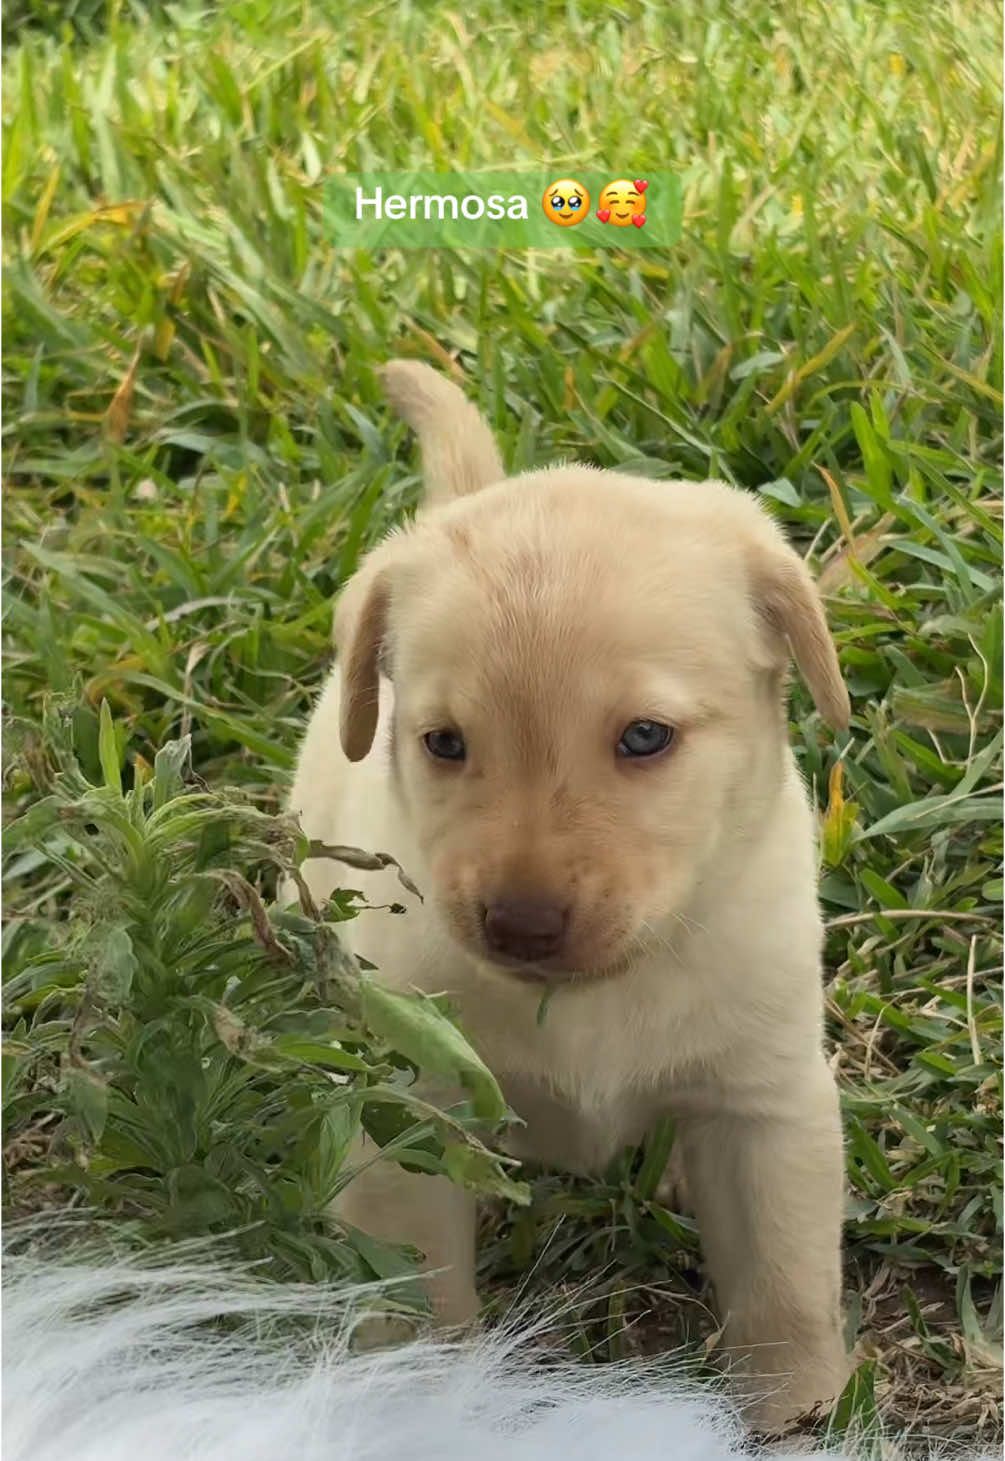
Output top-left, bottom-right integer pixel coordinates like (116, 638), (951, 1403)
(335, 361), (848, 982)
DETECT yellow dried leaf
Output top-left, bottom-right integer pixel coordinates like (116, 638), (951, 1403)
(37, 201), (146, 256)
(104, 346), (141, 444)
(821, 760), (860, 868)
(30, 164), (61, 253)
(818, 512), (896, 594)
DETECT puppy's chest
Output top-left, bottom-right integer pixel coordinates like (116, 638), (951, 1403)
(465, 960), (733, 1101)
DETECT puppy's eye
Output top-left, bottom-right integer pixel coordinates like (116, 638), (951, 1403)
(617, 720), (674, 758)
(424, 729), (466, 762)
(569, 195), (581, 209)
(551, 194), (565, 208)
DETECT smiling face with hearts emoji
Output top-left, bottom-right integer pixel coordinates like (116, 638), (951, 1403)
(596, 177), (647, 227)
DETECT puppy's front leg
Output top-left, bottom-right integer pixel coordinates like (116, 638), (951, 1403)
(334, 1124), (479, 1330)
(678, 1060), (847, 1432)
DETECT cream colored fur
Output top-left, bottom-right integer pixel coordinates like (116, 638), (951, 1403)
(286, 360), (851, 1433)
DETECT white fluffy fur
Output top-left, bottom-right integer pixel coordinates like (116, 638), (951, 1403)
(4, 1243), (843, 1461)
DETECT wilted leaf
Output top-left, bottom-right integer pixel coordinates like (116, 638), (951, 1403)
(209, 870), (295, 964)
(103, 344), (141, 445)
(210, 1003), (274, 1062)
(442, 1141), (530, 1204)
(306, 840), (424, 902)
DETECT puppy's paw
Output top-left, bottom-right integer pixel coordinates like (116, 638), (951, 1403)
(730, 1347), (848, 1437)
(348, 1281), (481, 1351)
(349, 1309), (424, 1352)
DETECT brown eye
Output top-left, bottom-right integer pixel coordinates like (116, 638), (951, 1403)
(618, 721), (673, 758)
(424, 729), (466, 762)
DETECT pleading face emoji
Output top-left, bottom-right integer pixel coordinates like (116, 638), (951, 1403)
(541, 179), (591, 227)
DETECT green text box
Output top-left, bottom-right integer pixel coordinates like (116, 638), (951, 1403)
(323, 171), (682, 249)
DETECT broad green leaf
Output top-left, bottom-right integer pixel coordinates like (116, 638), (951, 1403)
(829, 1359), (878, 1435)
(63, 1067), (109, 1145)
(271, 1036), (372, 1071)
(343, 1222), (426, 1288)
(90, 925), (137, 1003)
(360, 978), (506, 1121)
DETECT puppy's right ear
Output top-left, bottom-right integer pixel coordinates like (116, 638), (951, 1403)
(749, 539), (851, 733)
(382, 359), (504, 507)
(334, 548), (395, 762)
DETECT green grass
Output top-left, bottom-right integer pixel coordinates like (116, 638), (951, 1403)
(2, 0), (1003, 1448)
(3, 698), (528, 1289)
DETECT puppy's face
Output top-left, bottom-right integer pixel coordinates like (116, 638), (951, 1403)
(336, 469), (848, 984)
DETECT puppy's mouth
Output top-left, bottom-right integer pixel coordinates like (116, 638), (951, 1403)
(476, 946), (636, 986)
(481, 951), (571, 984)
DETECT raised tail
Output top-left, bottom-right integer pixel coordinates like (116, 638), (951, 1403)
(381, 358), (505, 507)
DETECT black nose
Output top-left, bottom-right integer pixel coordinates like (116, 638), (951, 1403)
(482, 898), (569, 962)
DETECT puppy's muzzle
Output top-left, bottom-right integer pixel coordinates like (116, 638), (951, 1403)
(481, 897), (569, 964)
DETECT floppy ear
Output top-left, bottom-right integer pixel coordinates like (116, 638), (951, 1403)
(333, 555), (393, 762)
(382, 359), (504, 507)
(750, 543), (850, 732)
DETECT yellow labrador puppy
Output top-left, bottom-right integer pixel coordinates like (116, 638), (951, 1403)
(289, 361), (851, 1431)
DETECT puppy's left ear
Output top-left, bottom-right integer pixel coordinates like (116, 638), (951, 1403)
(333, 543), (397, 762)
(750, 542), (850, 732)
